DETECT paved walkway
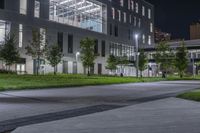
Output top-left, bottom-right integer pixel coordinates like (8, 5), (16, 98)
(13, 98), (200, 133)
(0, 80), (199, 132)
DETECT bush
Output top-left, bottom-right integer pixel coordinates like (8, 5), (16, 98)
(0, 69), (17, 74)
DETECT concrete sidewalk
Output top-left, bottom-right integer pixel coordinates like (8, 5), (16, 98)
(0, 80), (199, 123)
(12, 98), (200, 133)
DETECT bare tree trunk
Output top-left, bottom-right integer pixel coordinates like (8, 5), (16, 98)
(36, 57), (40, 76)
(87, 66), (90, 76)
(140, 71), (143, 78)
(8, 65), (10, 71)
(54, 66), (56, 75)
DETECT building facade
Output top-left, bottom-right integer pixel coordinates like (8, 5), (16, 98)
(0, 0), (154, 75)
(190, 22), (200, 40)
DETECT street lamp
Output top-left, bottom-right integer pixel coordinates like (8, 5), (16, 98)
(135, 34), (139, 78)
(76, 52), (80, 61)
(192, 52), (196, 78)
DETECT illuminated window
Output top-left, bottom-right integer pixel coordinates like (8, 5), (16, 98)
(112, 8), (115, 19)
(131, 0), (134, 11)
(34, 0), (40, 18)
(148, 9), (151, 19)
(142, 34), (145, 44)
(135, 3), (138, 13)
(128, 0), (130, 10)
(138, 18), (141, 28)
(142, 6), (145, 16)
(19, 24), (23, 47)
(118, 10), (121, 21)
(20, 0), (27, 15)
(120, 0), (124, 7)
(148, 35), (151, 45)
(0, 20), (11, 44)
(150, 23), (153, 32)
(123, 12), (126, 23)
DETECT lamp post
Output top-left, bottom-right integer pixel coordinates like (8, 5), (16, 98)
(135, 34), (139, 78)
(76, 52), (80, 61)
(192, 52), (196, 78)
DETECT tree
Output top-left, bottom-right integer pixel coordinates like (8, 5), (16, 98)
(138, 49), (148, 77)
(154, 41), (175, 78)
(106, 55), (118, 74)
(80, 37), (97, 76)
(175, 41), (188, 78)
(0, 34), (20, 71)
(46, 44), (62, 75)
(25, 29), (47, 75)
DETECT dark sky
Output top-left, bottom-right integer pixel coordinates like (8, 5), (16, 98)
(145, 0), (200, 40)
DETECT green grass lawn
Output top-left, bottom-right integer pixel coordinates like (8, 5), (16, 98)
(1, 74), (200, 92)
(0, 74), (165, 91)
(178, 90), (200, 102)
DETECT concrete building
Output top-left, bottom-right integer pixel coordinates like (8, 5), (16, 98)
(190, 22), (200, 40)
(0, 0), (154, 75)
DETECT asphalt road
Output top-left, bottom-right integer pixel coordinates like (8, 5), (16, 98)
(0, 80), (199, 132)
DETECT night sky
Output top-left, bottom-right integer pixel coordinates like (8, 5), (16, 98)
(146, 0), (200, 40)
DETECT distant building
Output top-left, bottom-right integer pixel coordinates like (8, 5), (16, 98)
(154, 28), (171, 43)
(145, 39), (200, 76)
(190, 22), (200, 40)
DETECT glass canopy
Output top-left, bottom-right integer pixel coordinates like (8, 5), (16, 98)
(49, 0), (107, 34)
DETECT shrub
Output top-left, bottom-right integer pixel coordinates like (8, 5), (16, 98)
(0, 69), (17, 74)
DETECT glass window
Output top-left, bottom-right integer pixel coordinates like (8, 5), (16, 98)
(110, 23), (112, 35)
(101, 40), (105, 57)
(128, 29), (131, 40)
(148, 9), (151, 19)
(49, 0), (107, 34)
(109, 42), (134, 59)
(0, 0), (5, 9)
(150, 23), (153, 32)
(131, 0), (134, 11)
(68, 34), (73, 54)
(134, 16), (137, 27)
(123, 12), (126, 23)
(20, 0), (27, 15)
(114, 25), (118, 37)
(142, 6), (145, 16)
(19, 24), (23, 47)
(57, 32), (63, 52)
(118, 10), (121, 21)
(138, 18), (141, 28)
(148, 35), (151, 45)
(128, 0), (130, 10)
(112, 8), (115, 19)
(120, 0), (124, 7)
(73, 62), (77, 74)
(135, 3), (139, 13)
(94, 39), (98, 55)
(34, 0), (40, 18)
(142, 34), (145, 44)
(0, 20), (11, 45)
